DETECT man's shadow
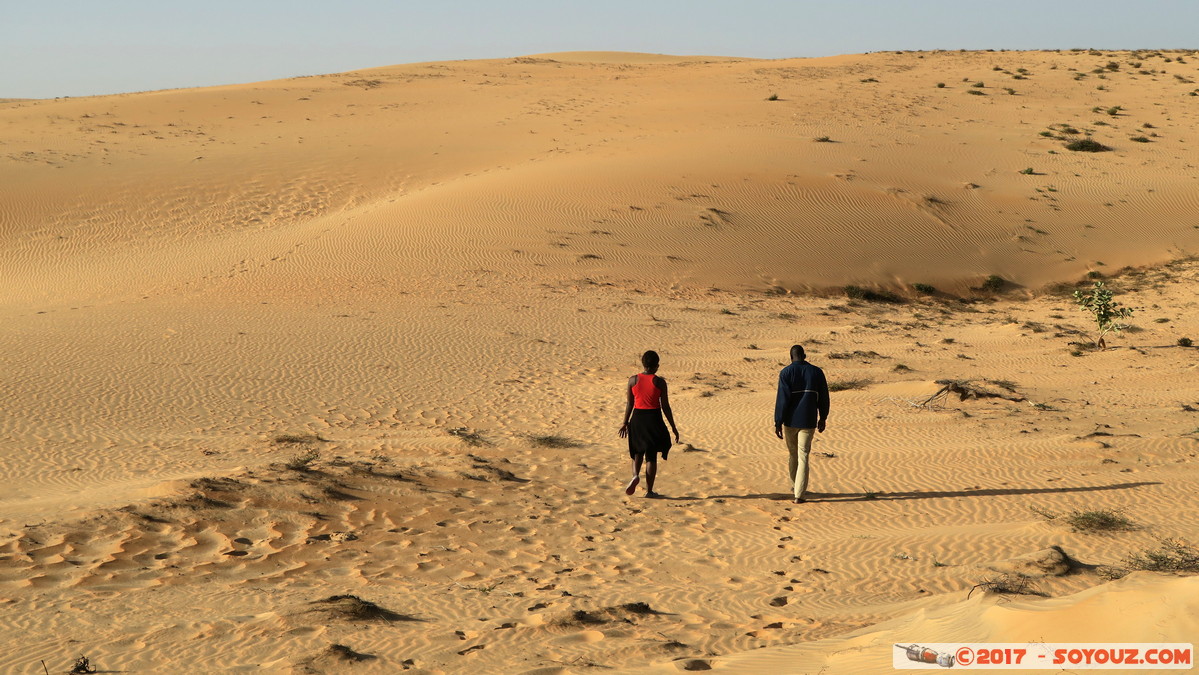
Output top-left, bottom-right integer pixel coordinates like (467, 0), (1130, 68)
(701, 481), (1161, 502)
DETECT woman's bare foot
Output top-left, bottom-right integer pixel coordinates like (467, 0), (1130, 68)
(625, 475), (640, 496)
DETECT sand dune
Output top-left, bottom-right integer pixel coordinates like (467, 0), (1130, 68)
(2, 50), (1198, 672)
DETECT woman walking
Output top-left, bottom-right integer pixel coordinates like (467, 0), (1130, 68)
(618, 350), (680, 498)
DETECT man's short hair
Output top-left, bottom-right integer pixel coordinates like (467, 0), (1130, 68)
(790, 344), (805, 360)
(641, 350), (660, 369)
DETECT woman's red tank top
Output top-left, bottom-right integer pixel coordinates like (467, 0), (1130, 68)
(632, 373), (661, 409)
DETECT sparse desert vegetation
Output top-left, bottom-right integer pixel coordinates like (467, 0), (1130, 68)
(844, 285), (903, 303)
(1033, 506), (1137, 532)
(525, 433), (585, 448)
(1125, 539), (1199, 573)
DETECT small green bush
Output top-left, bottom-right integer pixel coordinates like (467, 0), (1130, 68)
(813, 135), (832, 143)
(967, 90), (986, 96)
(935, 82), (946, 88)
(1130, 136), (1151, 143)
(1074, 280), (1133, 349)
(1106, 106), (1122, 116)
(1065, 138), (1111, 152)
(1179, 337), (1194, 347)
(912, 283), (937, 295)
(766, 93), (779, 101)
(1019, 167), (1036, 175)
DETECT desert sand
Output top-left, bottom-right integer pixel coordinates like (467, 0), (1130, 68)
(1, 49), (1198, 673)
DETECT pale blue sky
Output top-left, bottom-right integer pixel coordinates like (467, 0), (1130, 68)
(3, 0), (1196, 98)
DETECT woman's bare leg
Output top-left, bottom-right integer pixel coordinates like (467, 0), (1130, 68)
(626, 455), (643, 495)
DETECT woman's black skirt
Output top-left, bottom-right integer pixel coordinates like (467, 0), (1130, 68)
(628, 408), (671, 460)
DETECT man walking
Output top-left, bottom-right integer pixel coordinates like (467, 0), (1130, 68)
(774, 345), (829, 504)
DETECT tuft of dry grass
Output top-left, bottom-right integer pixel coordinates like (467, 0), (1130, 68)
(343, 78), (383, 89)
(285, 448), (320, 471)
(1033, 506), (1137, 532)
(969, 573), (1046, 598)
(1065, 509), (1136, 532)
(325, 644), (375, 662)
(1124, 539), (1199, 573)
(273, 433), (327, 444)
(447, 427), (491, 447)
(525, 433), (584, 448)
(829, 378), (872, 392)
(844, 285), (903, 303)
(314, 595), (417, 622)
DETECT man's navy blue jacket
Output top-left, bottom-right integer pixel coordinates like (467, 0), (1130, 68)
(774, 360), (830, 428)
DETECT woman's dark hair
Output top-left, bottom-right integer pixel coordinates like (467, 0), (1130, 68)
(641, 350), (660, 370)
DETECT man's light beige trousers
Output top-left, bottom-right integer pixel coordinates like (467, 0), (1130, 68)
(783, 426), (815, 499)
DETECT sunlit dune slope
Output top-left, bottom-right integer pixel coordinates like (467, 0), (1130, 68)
(3, 49), (1198, 307)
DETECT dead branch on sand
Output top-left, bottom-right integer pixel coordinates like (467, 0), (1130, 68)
(916, 379), (1027, 408)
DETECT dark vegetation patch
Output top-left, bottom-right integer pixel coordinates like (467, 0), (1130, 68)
(969, 573), (1046, 598)
(447, 427), (491, 447)
(325, 644), (376, 662)
(1125, 539), (1199, 573)
(1065, 138), (1112, 152)
(525, 433), (585, 449)
(561, 602), (663, 626)
(827, 350), (888, 361)
(828, 378), (872, 392)
(844, 285), (903, 303)
(274, 433), (328, 444)
(313, 594), (419, 622)
(1033, 507), (1137, 532)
